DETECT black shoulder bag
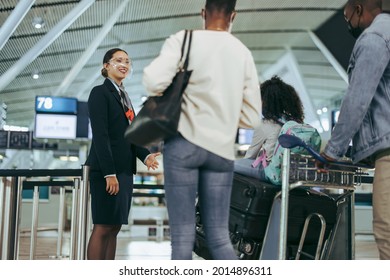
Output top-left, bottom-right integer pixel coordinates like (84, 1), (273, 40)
(124, 30), (193, 147)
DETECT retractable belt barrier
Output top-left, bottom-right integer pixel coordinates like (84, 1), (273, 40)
(0, 166), (89, 260)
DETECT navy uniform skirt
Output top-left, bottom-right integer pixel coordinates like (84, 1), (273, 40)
(89, 170), (133, 225)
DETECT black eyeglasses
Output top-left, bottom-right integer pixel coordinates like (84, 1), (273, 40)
(344, 6), (357, 23)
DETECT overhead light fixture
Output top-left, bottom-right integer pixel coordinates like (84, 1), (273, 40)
(32, 70), (40, 79)
(3, 124), (29, 131)
(32, 16), (45, 29)
(59, 156), (79, 162)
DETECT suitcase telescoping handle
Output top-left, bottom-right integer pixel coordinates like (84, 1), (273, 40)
(277, 134), (370, 169)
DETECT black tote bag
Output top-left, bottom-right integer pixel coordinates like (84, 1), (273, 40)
(124, 30), (193, 147)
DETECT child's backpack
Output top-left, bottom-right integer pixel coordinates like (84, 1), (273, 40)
(264, 120), (322, 185)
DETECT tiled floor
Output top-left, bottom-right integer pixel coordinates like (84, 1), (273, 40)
(16, 230), (379, 260)
(354, 234), (379, 260)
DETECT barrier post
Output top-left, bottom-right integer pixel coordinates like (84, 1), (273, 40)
(56, 186), (66, 258)
(29, 185), (40, 260)
(350, 191), (356, 259)
(0, 177), (5, 257)
(69, 179), (79, 260)
(13, 176), (23, 260)
(278, 148), (290, 260)
(2, 176), (21, 260)
(0, 176), (24, 260)
(76, 165), (90, 260)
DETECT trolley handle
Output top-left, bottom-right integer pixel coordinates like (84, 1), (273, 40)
(278, 134), (371, 169)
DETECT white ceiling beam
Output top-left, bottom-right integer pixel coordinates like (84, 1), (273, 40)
(76, 67), (102, 101)
(308, 30), (348, 84)
(263, 49), (324, 132)
(54, 0), (130, 97)
(0, 0), (36, 51)
(0, 0), (96, 92)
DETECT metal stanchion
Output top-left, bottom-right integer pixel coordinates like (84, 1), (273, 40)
(55, 186), (66, 259)
(278, 148), (290, 260)
(76, 165), (90, 260)
(14, 177), (24, 260)
(156, 219), (163, 242)
(69, 179), (79, 260)
(350, 191), (356, 259)
(0, 178), (5, 257)
(86, 192), (92, 246)
(3, 176), (20, 260)
(0, 178), (11, 260)
(30, 185), (40, 260)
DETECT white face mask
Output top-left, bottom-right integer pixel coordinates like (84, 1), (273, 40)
(109, 58), (130, 70)
(228, 21), (233, 33)
(228, 13), (234, 33)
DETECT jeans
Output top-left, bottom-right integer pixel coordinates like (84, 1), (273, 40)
(234, 158), (266, 180)
(163, 135), (237, 260)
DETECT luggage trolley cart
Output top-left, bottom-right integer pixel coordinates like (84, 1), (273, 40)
(259, 134), (365, 260)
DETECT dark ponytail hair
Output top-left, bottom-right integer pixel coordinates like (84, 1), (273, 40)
(101, 48), (128, 78)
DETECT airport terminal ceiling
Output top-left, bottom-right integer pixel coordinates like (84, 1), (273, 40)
(1, 0), (382, 168)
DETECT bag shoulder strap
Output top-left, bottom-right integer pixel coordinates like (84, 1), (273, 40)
(183, 30), (192, 70)
(179, 30), (193, 70)
(180, 30), (189, 62)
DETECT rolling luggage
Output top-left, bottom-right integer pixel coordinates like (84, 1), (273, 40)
(193, 225), (263, 260)
(194, 173), (339, 260)
(229, 173), (338, 245)
(194, 196), (262, 260)
(229, 173), (280, 241)
(321, 191), (354, 260)
(259, 189), (338, 259)
(193, 226), (213, 260)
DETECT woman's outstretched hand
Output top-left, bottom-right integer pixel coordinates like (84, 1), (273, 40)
(145, 152), (161, 170)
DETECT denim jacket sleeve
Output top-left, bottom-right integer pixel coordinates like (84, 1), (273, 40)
(325, 32), (390, 159)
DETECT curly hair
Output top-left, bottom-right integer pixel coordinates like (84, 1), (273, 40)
(260, 75), (305, 124)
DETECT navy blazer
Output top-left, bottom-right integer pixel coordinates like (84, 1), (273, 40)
(85, 79), (150, 176)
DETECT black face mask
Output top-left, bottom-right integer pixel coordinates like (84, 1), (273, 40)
(346, 6), (363, 39)
(347, 19), (363, 39)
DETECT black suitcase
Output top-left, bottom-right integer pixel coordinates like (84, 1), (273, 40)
(282, 187), (338, 244)
(193, 226), (213, 260)
(194, 198), (262, 260)
(229, 173), (281, 241)
(259, 189), (338, 260)
(229, 173), (338, 245)
(193, 226), (262, 260)
(195, 173), (339, 260)
(321, 191), (354, 260)
(193, 227), (317, 260)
